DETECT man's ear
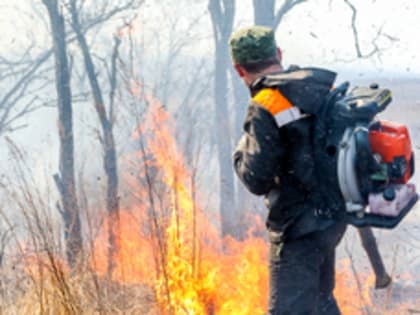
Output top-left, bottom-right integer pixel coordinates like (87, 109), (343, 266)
(234, 64), (245, 77)
(276, 47), (282, 64)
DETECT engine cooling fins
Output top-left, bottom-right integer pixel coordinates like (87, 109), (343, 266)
(337, 122), (418, 229)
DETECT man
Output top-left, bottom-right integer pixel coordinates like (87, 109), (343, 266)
(229, 25), (347, 314)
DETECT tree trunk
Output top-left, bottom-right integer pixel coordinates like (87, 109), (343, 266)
(209, 0), (236, 238)
(43, 0), (83, 267)
(253, 0), (275, 27)
(230, 68), (249, 237)
(69, 0), (120, 276)
(253, 0), (308, 30)
(215, 42), (235, 237)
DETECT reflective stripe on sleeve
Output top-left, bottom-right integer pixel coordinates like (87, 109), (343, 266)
(252, 88), (293, 115)
(274, 107), (306, 127)
(252, 88), (307, 127)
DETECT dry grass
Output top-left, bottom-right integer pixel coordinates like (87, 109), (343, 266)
(0, 141), (157, 315)
(0, 257), (157, 315)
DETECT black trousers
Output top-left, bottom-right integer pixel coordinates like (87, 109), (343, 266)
(268, 221), (347, 315)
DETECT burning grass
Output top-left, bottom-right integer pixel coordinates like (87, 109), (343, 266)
(1, 103), (420, 314)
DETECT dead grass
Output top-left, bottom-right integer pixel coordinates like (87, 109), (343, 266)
(0, 141), (157, 315)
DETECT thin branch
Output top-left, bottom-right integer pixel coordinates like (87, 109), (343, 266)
(0, 1), (140, 136)
(77, 0), (143, 35)
(1, 97), (44, 134)
(274, 0), (307, 30)
(69, 0), (108, 129)
(343, 0), (398, 60)
(0, 50), (52, 111)
(109, 34), (122, 124)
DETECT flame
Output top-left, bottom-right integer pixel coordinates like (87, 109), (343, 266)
(141, 103), (269, 314)
(91, 101), (269, 314)
(334, 259), (374, 314)
(92, 209), (156, 285)
(91, 99), (419, 314)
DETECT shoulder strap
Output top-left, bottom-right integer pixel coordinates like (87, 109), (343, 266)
(251, 67), (337, 114)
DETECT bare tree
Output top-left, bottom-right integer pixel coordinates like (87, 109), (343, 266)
(68, 0), (143, 274)
(0, 1), (142, 137)
(209, 0), (237, 238)
(43, 0), (83, 267)
(343, 0), (399, 60)
(0, 50), (51, 135)
(253, 0), (307, 28)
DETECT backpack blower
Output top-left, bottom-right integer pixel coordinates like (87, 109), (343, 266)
(254, 68), (418, 228)
(330, 82), (417, 228)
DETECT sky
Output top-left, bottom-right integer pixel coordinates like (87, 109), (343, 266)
(234, 0), (420, 76)
(2, 0), (420, 76)
(0, 0), (419, 169)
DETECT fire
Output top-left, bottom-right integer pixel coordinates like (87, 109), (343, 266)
(92, 209), (156, 285)
(334, 259), (374, 314)
(91, 100), (418, 314)
(93, 101), (269, 314)
(138, 103), (270, 314)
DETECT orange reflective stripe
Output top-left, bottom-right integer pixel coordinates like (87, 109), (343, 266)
(252, 88), (293, 115)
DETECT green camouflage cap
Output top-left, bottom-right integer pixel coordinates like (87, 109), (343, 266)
(229, 26), (277, 65)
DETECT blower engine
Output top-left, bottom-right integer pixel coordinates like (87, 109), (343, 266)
(331, 84), (418, 228)
(253, 67), (418, 228)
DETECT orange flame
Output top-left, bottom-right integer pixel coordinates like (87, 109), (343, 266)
(91, 99), (419, 314)
(92, 101), (270, 314)
(334, 259), (374, 314)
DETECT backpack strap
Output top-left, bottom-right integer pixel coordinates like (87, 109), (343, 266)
(251, 67), (337, 114)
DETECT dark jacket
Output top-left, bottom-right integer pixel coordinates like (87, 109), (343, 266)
(233, 67), (338, 239)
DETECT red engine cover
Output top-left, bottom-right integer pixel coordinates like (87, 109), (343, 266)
(369, 120), (413, 183)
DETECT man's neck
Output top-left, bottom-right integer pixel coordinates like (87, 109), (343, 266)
(245, 64), (284, 86)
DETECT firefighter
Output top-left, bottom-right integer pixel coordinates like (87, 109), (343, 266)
(229, 25), (347, 314)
